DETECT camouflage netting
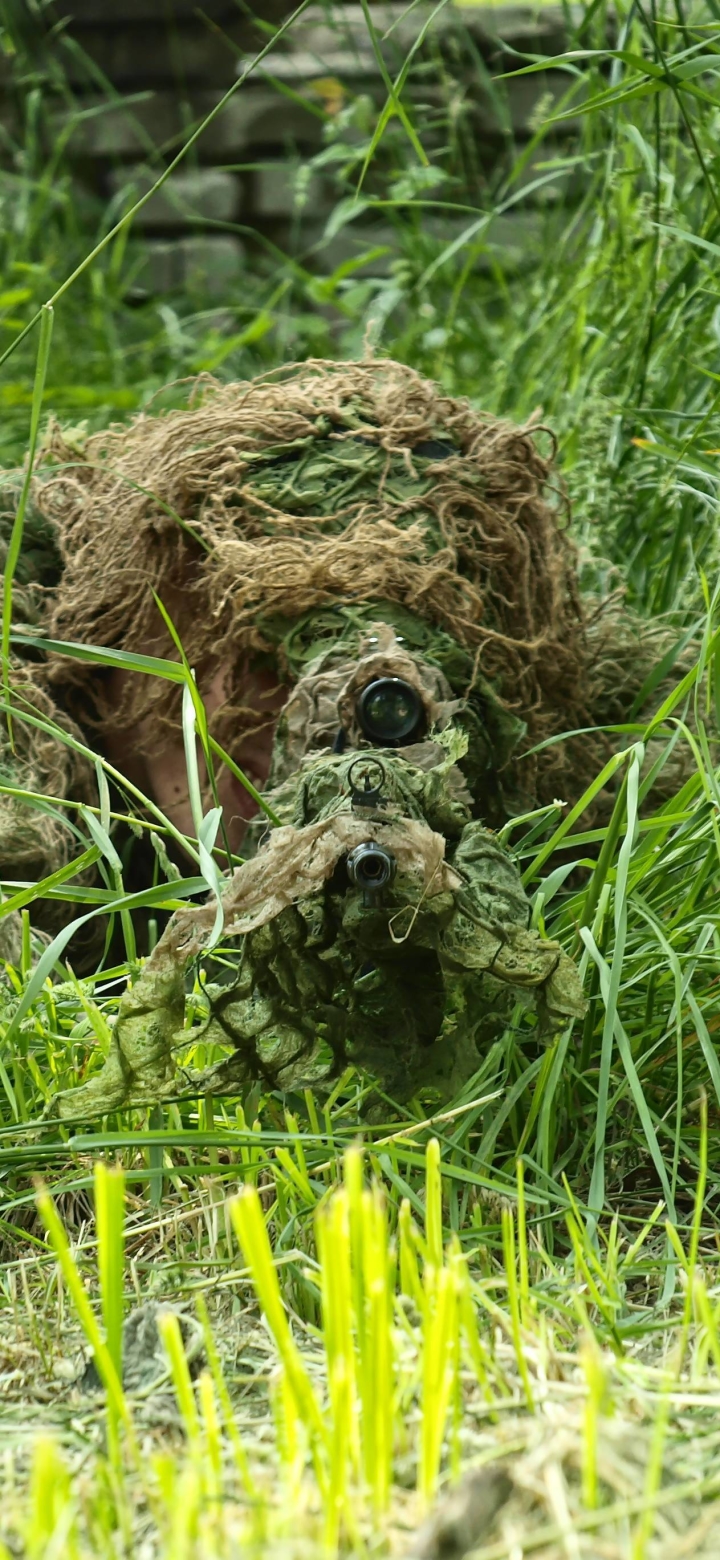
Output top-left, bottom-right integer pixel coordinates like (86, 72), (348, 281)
(30, 357), (689, 817)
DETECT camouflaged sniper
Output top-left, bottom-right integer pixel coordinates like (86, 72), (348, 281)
(0, 358), (693, 1114)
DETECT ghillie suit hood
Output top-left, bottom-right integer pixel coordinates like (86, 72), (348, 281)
(31, 357), (678, 820)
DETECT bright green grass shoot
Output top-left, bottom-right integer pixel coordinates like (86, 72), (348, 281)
(9, 1128), (720, 1557)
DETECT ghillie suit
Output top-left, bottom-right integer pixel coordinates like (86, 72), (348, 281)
(0, 359), (695, 1112)
(49, 680), (586, 1119)
(31, 358), (689, 825)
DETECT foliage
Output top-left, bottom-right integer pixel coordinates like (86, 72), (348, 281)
(2, 0), (720, 1552)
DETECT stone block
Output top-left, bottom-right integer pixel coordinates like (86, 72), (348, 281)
(107, 166), (240, 228)
(503, 149), (585, 205)
(55, 86), (322, 160)
(128, 234), (244, 296)
(244, 3), (585, 80)
(253, 162), (330, 219)
(210, 88), (323, 154)
(312, 226), (395, 278)
(55, 95), (191, 159)
(452, 3), (581, 53)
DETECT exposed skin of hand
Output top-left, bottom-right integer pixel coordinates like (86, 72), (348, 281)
(103, 658), (288, 851)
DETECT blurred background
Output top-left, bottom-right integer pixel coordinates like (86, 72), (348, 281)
(2, 0), (586, 297)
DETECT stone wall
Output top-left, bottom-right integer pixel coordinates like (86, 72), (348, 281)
(6, 0), (589, 295)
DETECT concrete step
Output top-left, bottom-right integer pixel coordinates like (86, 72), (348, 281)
(117, 206), (551, 295)
(33, 0), (596, 94)
(42, 2), (587, 86)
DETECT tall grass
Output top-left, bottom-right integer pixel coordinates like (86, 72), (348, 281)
(0, 0), (717, 1237)
(2, 0), (720, 1552)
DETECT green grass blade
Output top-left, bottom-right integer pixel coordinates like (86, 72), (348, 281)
(1, 301), (53, 744)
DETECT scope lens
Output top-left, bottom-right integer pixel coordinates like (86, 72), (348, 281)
(356, 677), (424, 746)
